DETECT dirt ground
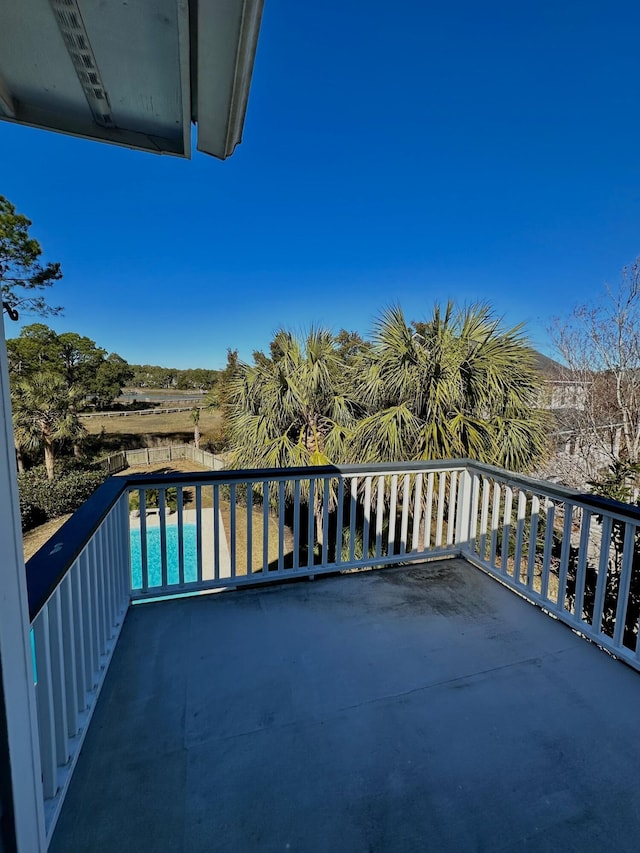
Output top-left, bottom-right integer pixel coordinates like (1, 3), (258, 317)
(23, 514), (73, 561)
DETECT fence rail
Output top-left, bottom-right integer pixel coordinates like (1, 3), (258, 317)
(80, 405), (198, 419)
(24, 457), (640, 841)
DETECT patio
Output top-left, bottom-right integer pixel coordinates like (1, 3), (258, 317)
(50, 559), (640, 852)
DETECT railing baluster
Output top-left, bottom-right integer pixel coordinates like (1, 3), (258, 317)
(246, 484), (253, 576)
(388, 473), (399, 555)
(139, 489), (148, 592)
(349, 477), (357, 563)
(411, 472), (423, 552)
(60, 575), (78, 738)
(177, 486), (185, 586)
(573, 510), (592, 622)
(91, 536), (105, 660)
(363, 476), (372, 559)
(80, 549), (97, 689)
(196, 486), (204, 584)
(435, 472), (446, 548)
(70, 563), (88, 711)
(214, 483), (221, 580)
(33, 608), (57, 800)
(114, 497), (125, 607)
(159, 489), (168, 588)
(48, 588), (70, 766)
(308, 478), (316, 568)
(479, 478), (490, 561)
(103, 520), (116, 635)
(375, 476), (384, 559)
(500, 486), (513, 574)
(335, 477), (345, 564)
(278, 480), (285, 572)
(262, 481), (269, 574)
(556, 503), (574, 613)
(293, 479), (300, 571)
(489, 481), (500, 568)
(613, 521), (636, 649)
(422, 472), (433, 551)
(400, 474), (411, 554)
(469, 473), (480, 555)
(513, 490), (527, 583)
(592, 514), (612, 635)
(229, 483), (237, 578)
(446, 471), (458, 546)
(527, 495), (540, 591)
(322, 479), (330, 566)
(101, 523), (112, 641)
(120, 494), (131, 604)
(540, 500), (555, 601)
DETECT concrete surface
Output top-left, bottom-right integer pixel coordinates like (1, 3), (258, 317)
(51, 559), (640, 852)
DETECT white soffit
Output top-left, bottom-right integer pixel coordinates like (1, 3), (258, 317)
(0, 0), (263, 159)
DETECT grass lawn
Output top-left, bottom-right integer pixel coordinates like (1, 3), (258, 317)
(83, 407), (224, 453)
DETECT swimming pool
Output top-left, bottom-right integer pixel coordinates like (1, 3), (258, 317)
(130, 524), (198, 588)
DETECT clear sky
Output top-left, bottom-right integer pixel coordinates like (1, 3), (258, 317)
(2, 0), (640, 369)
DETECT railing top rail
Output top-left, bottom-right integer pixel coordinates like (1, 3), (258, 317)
(122, 458), (467, 488)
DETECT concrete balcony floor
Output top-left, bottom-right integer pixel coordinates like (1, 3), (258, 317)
(51, 559), (640, 853)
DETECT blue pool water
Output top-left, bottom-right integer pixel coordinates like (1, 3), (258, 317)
(130, 524), (198, 588)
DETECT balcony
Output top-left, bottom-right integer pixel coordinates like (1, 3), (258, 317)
(26, 460), (640, 851)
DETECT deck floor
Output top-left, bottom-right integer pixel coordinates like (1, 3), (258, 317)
(51, 559), (640, 852)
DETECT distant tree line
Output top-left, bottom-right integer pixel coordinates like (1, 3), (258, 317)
(127, 364), (219, 391)
(7, 323), (134, 477)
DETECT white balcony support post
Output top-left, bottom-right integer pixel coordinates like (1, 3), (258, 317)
(454, 469), (472, 554)
(0, 315), (47, 850)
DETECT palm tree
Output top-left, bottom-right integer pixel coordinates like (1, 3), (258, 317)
(228, 329), (361, 542)
(352, 303), (547, 471)
(191, 406), (201, 449)
(11, 372), (86, 479)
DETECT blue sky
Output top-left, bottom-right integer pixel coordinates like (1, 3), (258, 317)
(2, 0), (640, 369)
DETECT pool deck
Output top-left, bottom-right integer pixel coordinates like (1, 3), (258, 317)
(50, 558), (640, 852)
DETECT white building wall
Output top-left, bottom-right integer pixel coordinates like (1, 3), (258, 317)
(0, 314), (46, 851)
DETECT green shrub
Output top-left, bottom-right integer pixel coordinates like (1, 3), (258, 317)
(128, 487), (178, 513)
(18, 466), (107, 531)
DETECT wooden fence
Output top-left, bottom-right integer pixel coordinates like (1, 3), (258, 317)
(80, 405), (198, 419)
(102, 445), (225, 474)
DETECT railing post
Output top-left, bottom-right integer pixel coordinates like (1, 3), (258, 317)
(455, 468), (472, 554)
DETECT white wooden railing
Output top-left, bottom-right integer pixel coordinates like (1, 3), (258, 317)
(28, 490), (130, 840)
(24, 459), (640, 843)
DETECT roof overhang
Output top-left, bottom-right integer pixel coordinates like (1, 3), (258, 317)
(0, 0), (263, 159)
